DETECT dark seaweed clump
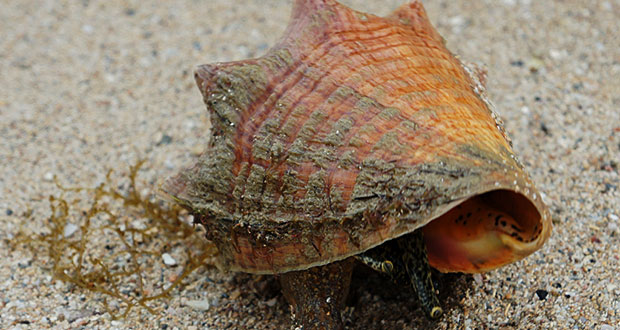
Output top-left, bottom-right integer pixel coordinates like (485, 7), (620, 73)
(10, 160), (217, 319)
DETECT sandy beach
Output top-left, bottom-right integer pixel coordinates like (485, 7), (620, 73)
(1, 0), (618, 329)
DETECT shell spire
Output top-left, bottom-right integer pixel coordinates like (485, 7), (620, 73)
(166, 0), (551, 275)
(291, 0), (338, 19)
(388, 1), (444, 43)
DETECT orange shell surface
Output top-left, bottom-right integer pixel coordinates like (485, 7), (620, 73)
(165, 0), (551, 274)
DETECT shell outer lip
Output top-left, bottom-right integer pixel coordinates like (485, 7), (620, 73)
(211, 176), (551, 275)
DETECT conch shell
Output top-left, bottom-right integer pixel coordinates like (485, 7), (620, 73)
(165, 0), (551, 275)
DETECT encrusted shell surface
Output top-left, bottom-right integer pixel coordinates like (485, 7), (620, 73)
(165, 0), (551, 274)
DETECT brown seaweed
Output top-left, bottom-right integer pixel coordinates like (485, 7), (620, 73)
(10, 160), (217, 319)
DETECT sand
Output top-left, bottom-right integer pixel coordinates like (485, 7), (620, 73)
(1, 0), (618, 329)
